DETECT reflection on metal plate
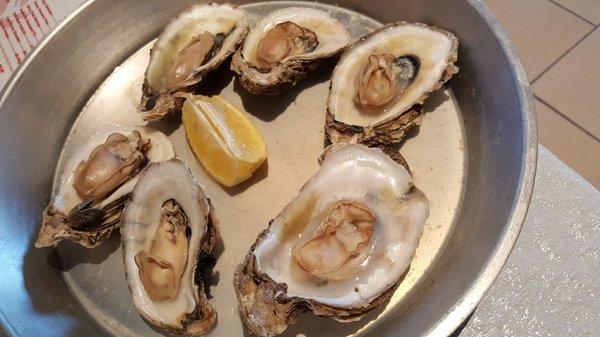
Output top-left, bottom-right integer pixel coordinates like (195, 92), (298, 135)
(53, 2), (466, 337)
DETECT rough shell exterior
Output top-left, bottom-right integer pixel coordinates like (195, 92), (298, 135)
(139, 81), (187, 122)
(235, 232), (398, 337)
(325, 22), (459, 146)
(325, 104), (424, 146)
(36, 194), (129, 248)
(123, 196), (221, 336)
(234, 148), (410, 336)
(230, 49), (321, 95)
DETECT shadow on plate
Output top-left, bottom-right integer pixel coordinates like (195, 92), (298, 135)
(390, 89), (451, 152)
(450, 311), (474, 336)
(194, 61), (237, 97)
(223, 160), (270, 197)
(323, 88), (450, 154)
(233, 57), (338, 122)
(45, 233), (121, 272)
(146, 107), (183, 137)
(22, 234), (114, 336)
(200, 236), (225, 299)
(145, 60), (236, 135)
(423, 90), (451, 115)
(276, 287), (394, 337)
(255, 268), (414, 337)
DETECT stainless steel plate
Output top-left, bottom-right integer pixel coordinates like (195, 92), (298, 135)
(0, 1), (536, 336)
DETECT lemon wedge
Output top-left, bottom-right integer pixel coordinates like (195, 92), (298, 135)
(182, 95), (267, 187)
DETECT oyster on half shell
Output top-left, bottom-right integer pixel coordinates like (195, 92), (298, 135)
(122, 159), (220, 336)
(326, 23), (459, 145)
(235, 144), (429, 336)
(36, 125), (174, 248)
(231, 7), (350, 95)
(140, 3), (248, 121)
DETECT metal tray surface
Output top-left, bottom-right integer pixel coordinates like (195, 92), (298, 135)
(0, 1), (536, 336)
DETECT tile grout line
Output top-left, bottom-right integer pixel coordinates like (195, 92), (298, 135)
(531, 27), (597, 84)
(549, 0), (598, 26)
(535, 95), (600, 143)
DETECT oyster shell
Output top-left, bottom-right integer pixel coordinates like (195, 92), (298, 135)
(36, 126), (174, 248)
(326, 23), (459, 145)
(140, 3), (249, 121)
(235, 144), (429, 336)
(122, 159), (220, 335)
(231, 7), (350, 95)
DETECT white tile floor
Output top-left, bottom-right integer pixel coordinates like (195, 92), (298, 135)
(486, 0), (600, 188)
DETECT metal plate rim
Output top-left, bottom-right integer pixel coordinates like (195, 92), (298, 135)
(0, 0), (538, 336)
(0, 0), (95, 110)
(425, 0), (538, 335)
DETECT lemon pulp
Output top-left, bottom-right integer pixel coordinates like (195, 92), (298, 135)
(182, 95), (267, 187)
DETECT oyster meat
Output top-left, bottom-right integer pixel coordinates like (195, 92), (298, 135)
(36, 126), (174, 248)
(326, 23), (459, 145)
(231, 7), (350, 95)
(140, 3), (249, 121)
(235, 144), (429, 336)
(122, 159), (220, 335)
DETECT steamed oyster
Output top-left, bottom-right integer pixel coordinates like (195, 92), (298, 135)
(231, 7), (350, 95)
(36, 126), (174, 248)
(235, 144), (429, 336)
(326, 23), (459, 145)
(122, 159), (219, 335)
(140, 3), (249, 121)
